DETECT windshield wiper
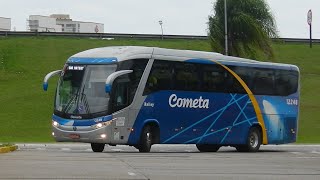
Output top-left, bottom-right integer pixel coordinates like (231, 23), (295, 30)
(80, 92), (90, 114)
(63, 89), (80, 113)
(77, 84), (90, 114)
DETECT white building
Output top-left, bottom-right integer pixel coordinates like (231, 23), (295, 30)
(0, 17), (11, 31)
(27, 14), (104, 33)
(28, 15), (62, 32)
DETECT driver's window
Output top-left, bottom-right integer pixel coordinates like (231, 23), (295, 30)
(111, 76), (130, 112)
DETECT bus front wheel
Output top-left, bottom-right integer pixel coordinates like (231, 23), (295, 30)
(236, 127), (261, 152)
(196, 144), (220, 152)
(91, 143), (105, 152)
(138, 125), (153, 152)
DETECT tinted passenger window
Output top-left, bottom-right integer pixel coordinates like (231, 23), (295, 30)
(252, 68), (275, 95)
(201, 64), (245, 94)
(201, 64), (226, 92)
(274, 70), (298, 96)
(144, 60), (173, 95)
(174, 62), (199, 91)
(230, 65), (299, 96)
(229, 66), (252, 89)
(143, 60), (299, 96)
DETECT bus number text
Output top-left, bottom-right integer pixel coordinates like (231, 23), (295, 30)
(286, 99), (298, 106)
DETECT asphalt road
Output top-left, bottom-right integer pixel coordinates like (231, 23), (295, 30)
(0, 144), (320, 180)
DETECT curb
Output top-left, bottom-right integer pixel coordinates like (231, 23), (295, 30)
(0, 145), (18, 153)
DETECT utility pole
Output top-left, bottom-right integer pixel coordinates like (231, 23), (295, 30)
(159, 20), (164, 40)
(307, 10), (312, 48)
(224, 0), (228, 55)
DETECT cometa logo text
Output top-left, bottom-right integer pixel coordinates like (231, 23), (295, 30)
(169, 94), (209, 109)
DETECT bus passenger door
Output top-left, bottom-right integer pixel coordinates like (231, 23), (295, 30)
(110, 76), (131, 144)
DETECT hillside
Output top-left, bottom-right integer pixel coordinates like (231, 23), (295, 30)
(0, 37), (319, 143)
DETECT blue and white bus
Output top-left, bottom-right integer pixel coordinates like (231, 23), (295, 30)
(43, 46), (300, 152)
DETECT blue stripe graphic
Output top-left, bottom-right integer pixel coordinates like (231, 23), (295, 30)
(163, 94), (248, 143)
(197, 94), (236, 143)
(67, 57), (118, 64)
(184, 117), (257, 144)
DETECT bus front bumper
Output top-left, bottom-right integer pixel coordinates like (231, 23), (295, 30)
(52, 125), (111, 144)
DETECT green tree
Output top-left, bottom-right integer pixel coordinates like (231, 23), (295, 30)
(208, 0), (277, 59)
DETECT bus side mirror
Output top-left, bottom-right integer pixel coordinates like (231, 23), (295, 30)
(43, 70), (62, 91)
(105, 70), (133, 93)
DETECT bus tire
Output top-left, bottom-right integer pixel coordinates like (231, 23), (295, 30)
(196, 144), (220, 152)
(138, 125), (153, 152)
(91, 143), (105, 152)
(236, 127), (261, 152)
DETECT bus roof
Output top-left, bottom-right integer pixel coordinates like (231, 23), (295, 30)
(71, 46), (154, 62)
(69, 46), (298, 71)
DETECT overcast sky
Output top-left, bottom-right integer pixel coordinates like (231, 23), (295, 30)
(1, 0), (319, 38)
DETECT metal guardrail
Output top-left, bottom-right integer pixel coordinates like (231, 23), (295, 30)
(0, 31), (319, 43)
(0, 31), (207, 40)
(276, 38), (320, 43)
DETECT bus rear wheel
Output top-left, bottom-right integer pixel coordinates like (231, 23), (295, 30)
(236, 127), (261, 152)
(138, 125), (153, 152)
(91, 143), (105, 152)
(196, 144), (220, 152)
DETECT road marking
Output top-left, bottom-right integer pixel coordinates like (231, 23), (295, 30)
(297, 157), (320, 159)
(61, 148), (71, 151)
(128, 172), (136, 176)
(36, 148), (46, 151)
(311, 151), (320, 155)
(290, 152), (304, 155)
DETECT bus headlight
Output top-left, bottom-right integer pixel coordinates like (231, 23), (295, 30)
(104, 121), (112, 126)
(52, 121), (59, 127)
(92, 121), (112, 129)
(100, 134), (107, 138)
(96, 123), (103, 128)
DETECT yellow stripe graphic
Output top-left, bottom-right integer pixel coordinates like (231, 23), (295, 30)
(212, 60), (268, 145)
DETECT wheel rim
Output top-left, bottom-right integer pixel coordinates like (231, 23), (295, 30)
(249, 132), (259, 148)
(146, 132), (151, 144)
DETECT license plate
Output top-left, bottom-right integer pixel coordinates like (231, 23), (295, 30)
(69, 134), (80, 139)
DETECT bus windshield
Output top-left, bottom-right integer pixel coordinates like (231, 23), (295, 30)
(55, 64), (117, 118)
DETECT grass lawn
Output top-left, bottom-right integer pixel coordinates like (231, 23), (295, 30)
(0, 37), (319, 143)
